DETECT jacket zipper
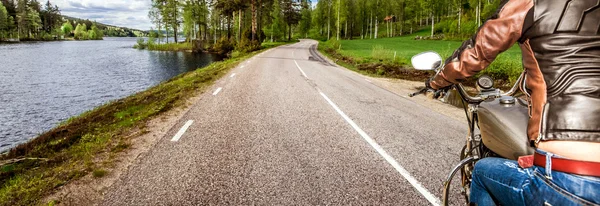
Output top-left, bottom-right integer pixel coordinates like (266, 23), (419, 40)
(536, 103), (550, 145)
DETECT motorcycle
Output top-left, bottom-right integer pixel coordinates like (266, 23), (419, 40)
(409, 52), (534, 205)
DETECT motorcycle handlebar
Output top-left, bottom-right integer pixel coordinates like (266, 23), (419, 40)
(409, 72), (526, 104)
(408, 88), (428, 97)
(456, 72), (525, 103)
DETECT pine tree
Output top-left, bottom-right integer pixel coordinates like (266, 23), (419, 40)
(281, 0), (300, 41)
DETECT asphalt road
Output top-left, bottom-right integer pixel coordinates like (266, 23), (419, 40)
(103, 40), (467, 205)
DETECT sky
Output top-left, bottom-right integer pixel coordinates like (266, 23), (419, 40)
(50, 0), (153, 30)
(50, 0), (320, 31)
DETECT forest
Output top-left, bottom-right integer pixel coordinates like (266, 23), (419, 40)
(145, 0), (518, 86)
(147, 0), (503, 52)
(0, 0), (62, 41)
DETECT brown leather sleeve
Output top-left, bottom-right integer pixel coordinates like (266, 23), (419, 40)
(430, 0), (533, 89)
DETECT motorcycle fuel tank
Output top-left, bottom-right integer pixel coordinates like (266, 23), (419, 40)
(478, 96), (534, 160)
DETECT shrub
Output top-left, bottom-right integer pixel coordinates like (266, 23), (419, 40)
(326, 38), (341, 50)
(236, 29), (264, 53)
(134, 38), (147, 49)
(40, 32), (54, 41)
(237, 38), (261, 53)
(212, 37), (235, 55)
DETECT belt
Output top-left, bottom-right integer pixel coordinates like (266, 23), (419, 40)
(534, 152), (600, 177)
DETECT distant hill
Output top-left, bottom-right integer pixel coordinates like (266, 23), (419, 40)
(62, 16), (149, 37)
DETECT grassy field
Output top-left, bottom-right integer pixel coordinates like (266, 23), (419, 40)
(0, 42), (289, 206)
(321, 30), (524, 87)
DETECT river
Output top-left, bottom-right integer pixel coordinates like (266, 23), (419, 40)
(0, 37), (219, 152)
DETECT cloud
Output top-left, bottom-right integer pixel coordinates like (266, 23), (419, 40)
(50, 0), (153, 30)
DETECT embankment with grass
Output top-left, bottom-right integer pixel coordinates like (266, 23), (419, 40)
(318, 30), (523, 88)
(0, 42), (289, 206)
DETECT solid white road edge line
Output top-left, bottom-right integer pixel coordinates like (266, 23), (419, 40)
(171, 120), (194, 142)
(212, 87), (223, 96)
(230, 73), (236, 78)
(318, 91), (441, 206)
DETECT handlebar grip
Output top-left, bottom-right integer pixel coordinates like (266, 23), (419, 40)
(409, 88), (428, 97)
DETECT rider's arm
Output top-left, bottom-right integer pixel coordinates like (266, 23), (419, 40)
(430, 0), (533, 89)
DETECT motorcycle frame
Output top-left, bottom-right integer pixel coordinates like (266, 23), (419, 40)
(441, 72), (526, 206)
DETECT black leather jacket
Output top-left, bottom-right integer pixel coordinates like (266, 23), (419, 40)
(430, 0), (600, 145)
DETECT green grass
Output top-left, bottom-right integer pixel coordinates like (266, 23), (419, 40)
(92, 169), (107, 178)
(321, 29), (524, 87)
(147, 42), (193, 51)
(0, 42), (290, 206)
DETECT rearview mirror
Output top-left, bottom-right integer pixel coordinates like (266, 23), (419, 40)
(411, 51), (442, 71)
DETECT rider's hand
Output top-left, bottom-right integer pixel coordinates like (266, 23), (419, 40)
(425, 78), (451, 99)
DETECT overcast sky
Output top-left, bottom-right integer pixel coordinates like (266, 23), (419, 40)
(50, 0), (320, 31)
(50, 0), (153, 30)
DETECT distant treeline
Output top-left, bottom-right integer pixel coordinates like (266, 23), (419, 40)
(0, 0), (147, 42)
(62, 16), (149, 38)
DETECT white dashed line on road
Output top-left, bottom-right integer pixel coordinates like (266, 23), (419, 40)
(230, 73), (236, 78)
(212, 87), (223, 96)
(170, 120), (194, 142)
(318, 90), (441, 206)
(365, 78), (372, 83)
(292, 48), (308, 78)
(294, 60), (308, 78)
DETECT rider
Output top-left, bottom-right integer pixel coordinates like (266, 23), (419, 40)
(426, 0), (600, 205)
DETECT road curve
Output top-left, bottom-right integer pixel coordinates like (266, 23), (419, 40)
(103, 40), (467, 205)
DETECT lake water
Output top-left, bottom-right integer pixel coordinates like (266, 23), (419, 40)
(0, 37), (218, 152)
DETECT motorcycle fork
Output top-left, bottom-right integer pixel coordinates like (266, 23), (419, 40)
(442, 105), (480, 206)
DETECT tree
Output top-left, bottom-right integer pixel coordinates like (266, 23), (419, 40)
(268, 0), (284, 42)
(40, 0), (60, 34)
(61, 21), (72, 37)
(298, 0), (311, 38)
(88, 29), (97, 40)
(0, 1), (7, 39)
(149, 0), (164, 43)
(90, 23), (102, 40)
(16, 0), (42, 39)
(281, 0), (300, 41)
(74, 23), (87, 40)
(163, 0), (181, 43)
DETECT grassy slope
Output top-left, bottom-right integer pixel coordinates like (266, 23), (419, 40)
(322, 30), (524, 86)
(0, 42), (289, 206)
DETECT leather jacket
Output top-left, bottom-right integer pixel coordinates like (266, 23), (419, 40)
(430, 0), (600, 145)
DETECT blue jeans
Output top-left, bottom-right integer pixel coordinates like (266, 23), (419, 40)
(470, 150), (600, 206)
